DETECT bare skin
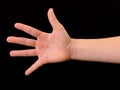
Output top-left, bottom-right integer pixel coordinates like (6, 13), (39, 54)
(7, 8), (71, 76)
(7, 8), (120, 76)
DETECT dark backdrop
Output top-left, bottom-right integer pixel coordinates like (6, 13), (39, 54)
(0, 0), (120, 89)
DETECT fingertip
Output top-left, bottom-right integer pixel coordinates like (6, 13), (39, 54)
(10, 51), (17, 57)
(49, 8), (53, 12)
(25, 72), (29, 76)
(6, 36), (15, 43)
(10, 51), (14, 56)
(48, 8), (53, 12)
(14, 22), (22, 28)
(48, 8), (53, 16)
(25, 70), (31, 76)
(14, 23), (19, 27)
(6, 37), (10, 42)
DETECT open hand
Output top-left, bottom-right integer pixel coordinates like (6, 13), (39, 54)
(7, 8), (72, 76)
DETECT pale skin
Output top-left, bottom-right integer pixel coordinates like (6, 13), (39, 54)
(7, 8), (120, 76)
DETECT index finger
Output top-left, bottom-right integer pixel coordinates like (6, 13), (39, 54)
(15, 23), (42, 37)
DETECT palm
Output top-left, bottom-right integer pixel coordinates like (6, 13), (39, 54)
(36, 29), (70, 63)
(7, 8), (71, 76)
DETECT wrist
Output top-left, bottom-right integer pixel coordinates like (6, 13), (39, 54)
(70, 38), (78, 60)
(70, 38), (86, 60)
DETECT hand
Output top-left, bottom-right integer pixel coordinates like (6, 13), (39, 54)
(7, 8), (72, 76)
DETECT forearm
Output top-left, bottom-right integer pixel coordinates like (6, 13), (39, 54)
(71, 36), (120, 63)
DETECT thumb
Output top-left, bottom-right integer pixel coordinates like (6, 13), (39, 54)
(48, 8), (63, 30)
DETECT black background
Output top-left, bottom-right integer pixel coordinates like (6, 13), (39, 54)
(0, 0), (120, 89)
